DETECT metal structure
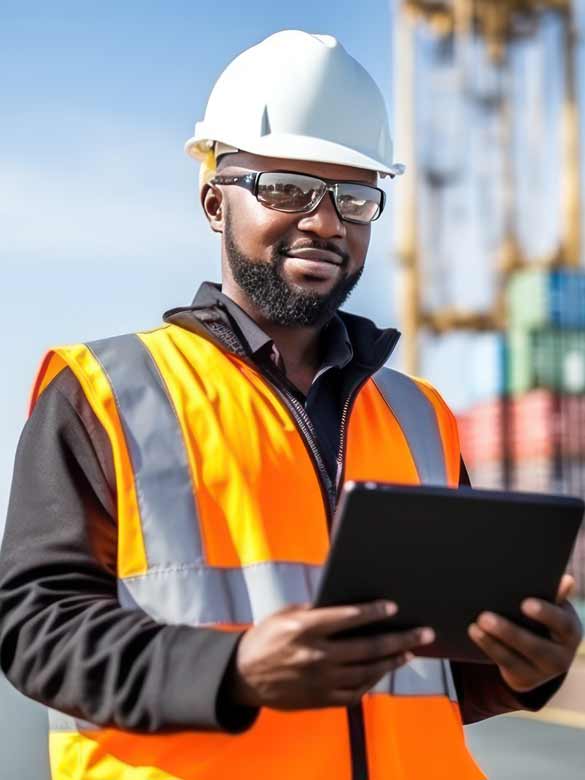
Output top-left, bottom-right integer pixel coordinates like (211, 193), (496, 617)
(393, 0), (585, 603)
(393, 0), (582, 374)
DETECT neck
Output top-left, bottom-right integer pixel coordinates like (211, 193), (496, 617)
(221, 280), (324, 392)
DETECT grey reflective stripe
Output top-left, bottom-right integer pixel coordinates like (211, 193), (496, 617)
(444, 661), (459, 702)
(118, 561), (323, 625)
(83, 334), (457, 705)
(372, 368), (447, 485)
(49, 709), (99, 732)
(88, 334), (202, 568)
(117, 568), (460, 704)
(370, 659), (457, 702)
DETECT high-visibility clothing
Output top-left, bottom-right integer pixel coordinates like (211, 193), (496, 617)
(30, 322), (485, 780)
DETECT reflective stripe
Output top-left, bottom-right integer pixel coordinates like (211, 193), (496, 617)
(118, 561), (323, 625)
(444, 661), (459, 702)
(372, 368), (447, 485)
(47, 660), (456, 737)
(118, 566), (459, 704)
(371, 659), (457, 701)
(86, 336), (458, 707)
(88, 335), (202, 568)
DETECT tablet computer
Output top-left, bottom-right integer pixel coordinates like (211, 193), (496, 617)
(314, 482), (584, 663)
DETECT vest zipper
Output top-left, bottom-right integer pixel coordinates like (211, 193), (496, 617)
(334, 376), (373, 780)
(335, 335), (400, 496)
(335, 379), (368, 495)
(266, 376), (337, 520)
(170, 311), (337, 524)
(167, 311), (400, 780)
(331, 343), (398, 780)
(267, 376), (370, 780)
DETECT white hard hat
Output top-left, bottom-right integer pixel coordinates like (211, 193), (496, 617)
(185, 30), (405, 178)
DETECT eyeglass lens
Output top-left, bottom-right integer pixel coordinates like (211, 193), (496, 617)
(256, 172), (382, 223)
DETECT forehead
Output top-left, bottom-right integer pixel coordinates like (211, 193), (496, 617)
(218, 151), (378, 185)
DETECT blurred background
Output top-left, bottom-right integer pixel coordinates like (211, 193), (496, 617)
(0, 1), (584, 778)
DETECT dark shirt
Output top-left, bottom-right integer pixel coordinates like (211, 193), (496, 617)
(0, 282), (563, 735)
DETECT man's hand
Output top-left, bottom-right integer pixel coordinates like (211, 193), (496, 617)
(468, 574), (584, 693)
(230, 600), (435, 710)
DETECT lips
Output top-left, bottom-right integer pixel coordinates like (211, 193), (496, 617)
(285, 248), (343, 265)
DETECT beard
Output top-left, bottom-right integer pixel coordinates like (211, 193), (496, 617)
(223, 214), (363, 327)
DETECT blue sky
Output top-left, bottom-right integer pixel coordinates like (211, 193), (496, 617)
(2, 3), (584, 531)
(0, 1), (399, 528)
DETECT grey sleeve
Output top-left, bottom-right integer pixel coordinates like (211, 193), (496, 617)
(0, 369), (257, 733)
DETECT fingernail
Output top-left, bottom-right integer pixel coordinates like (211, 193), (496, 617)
(523, 599), (541, 614)
(479, 612), (497, 630)
(420, 628), (435, 645)
(469, 623), (484, 640)
(384, 601), (398, 616)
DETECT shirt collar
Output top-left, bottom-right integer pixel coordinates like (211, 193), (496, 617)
(191, 282), (273, 356)
(191, 281), (354, 372)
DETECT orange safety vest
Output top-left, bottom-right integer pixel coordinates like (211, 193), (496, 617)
(30, 322), (485, 780)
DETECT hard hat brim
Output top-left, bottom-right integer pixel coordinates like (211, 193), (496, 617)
(185, 131), (405, 178)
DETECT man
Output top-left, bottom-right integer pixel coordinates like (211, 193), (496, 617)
(0, 30), (582, 780)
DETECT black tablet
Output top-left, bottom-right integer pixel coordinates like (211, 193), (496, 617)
(314, 482), (584, 663)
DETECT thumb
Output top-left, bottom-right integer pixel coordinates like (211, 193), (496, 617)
(556, 574), (576, 604)
(277, 602), (311, 614)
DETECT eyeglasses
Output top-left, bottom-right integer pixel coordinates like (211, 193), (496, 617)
(210, 170), (386, 225)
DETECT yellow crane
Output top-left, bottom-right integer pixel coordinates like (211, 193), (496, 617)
(393, 0), (582, 374)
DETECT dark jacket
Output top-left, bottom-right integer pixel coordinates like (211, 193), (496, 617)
(0, 283), (563, 737)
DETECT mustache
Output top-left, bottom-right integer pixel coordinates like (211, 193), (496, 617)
(277, 239), (350, 267)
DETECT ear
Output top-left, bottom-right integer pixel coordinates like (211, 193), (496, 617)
(201, 183), (225, 234)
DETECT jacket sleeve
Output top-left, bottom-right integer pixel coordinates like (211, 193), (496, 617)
(0, 368), (258, 734)
(452, 456), (565, 723)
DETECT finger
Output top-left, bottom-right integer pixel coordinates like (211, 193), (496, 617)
(276, 602), (311, 614)
(328, 688), (369, 707)
(327, 654), (413, 706)
(520, 598), (582, 645)
(302, 600), (398, 638)
(556, 574), (576, 604)
(476, 612), (565, 675)
(325, 627), (435, 664)
(468, 623), (537, 680)
(332, 653), (414, 691)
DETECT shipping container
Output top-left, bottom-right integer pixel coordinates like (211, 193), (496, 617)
(507, 328), (585, 395)
(421, 331), (505, 413)
(507, 268), (585, 330)
(467, 460), (506, 490)
(510, 390), (585, 460)
(456, 398), (504, 467)
(456, 389), (585, 469)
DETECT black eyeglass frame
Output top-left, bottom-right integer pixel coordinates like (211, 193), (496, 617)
(209, 170), (386, 225)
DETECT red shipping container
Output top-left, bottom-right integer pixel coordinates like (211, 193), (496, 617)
(456, 399), (504, 468)
(457, 391), (585, 467)
(468, 461), (505, 490)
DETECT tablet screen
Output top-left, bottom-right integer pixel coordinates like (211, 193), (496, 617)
(314, 482), (584, 662)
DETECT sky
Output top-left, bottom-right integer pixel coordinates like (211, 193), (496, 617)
(0, 1), (400, 529)
(1, 2), (584, 532)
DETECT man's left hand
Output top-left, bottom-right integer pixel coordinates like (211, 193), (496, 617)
(468, 574), (584, 693)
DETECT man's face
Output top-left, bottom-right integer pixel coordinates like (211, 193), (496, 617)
(205, 151), (376, 327)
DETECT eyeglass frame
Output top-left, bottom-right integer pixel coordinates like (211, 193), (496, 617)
(209, 169), (386, 225)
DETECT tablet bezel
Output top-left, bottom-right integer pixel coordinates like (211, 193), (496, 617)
(314, 481), (584, 663)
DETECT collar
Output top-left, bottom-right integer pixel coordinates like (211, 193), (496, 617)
(164, 281), (400, 372)
(190, 282), (275, 358)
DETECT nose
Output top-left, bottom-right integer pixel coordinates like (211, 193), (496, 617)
(296, 191), (347, 239)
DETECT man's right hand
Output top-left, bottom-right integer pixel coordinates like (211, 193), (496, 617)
(229, 600), (435, 710)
